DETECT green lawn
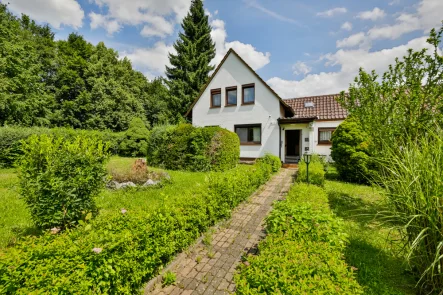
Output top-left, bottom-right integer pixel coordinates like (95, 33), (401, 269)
(324, 177), (416, 294)
(0, 157), (212, 248)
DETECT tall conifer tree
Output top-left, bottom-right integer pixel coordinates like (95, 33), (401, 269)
(166, 0), (216, 116)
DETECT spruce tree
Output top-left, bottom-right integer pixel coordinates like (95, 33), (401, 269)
(166, 0), (216, 116)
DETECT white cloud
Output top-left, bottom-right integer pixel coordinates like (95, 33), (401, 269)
(268, 37), (434, 98)
(2, 0), (84, 29)
(292, 61), (312, 76)
(211, 19), (270, 70)
(357, 7), (386, 21)
(341, 22), (353, 31)
(317, 7), (347, 17)
(88, 0), (191, 37)
(367, 0), (442, 41)
(336, 32), (368, 48)
(140, 16), (174, 37)
(89, 12), (121, 35)
(123, 15), (270, 79)
(122, 42), (175, 79)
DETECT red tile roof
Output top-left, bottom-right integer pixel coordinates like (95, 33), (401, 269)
(283, 94), (348, 120)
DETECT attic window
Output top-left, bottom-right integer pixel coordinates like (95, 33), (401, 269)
(304, 102), (315, 108)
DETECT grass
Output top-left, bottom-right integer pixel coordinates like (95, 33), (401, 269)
(324, 177), (416, 295)
(0, 157), (235, 248)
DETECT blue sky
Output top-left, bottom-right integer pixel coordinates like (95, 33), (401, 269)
(2, 0), (442, 97)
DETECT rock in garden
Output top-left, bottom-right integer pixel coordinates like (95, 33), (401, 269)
(107, 181), (120, 189)
(119, 182), (136, 188)
(143, 179), (159, 186)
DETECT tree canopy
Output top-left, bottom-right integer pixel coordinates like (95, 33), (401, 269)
(166, 0), (216, 116)
(0, 4), (172, 131)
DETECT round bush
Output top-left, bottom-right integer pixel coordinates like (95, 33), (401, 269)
(331, 118), (374, 184)
(147, 124), (239, 171)
(119, 117), (150, 157)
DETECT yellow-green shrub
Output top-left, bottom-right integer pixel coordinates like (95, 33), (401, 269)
(19, 134), (110, 229)
(297, 159), (325, 186)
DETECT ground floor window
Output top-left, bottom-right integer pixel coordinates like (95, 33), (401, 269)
(318, 128), (335, 144)
(235, 124), (261, 145)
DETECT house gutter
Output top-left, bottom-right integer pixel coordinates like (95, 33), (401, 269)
(277, 117), (318, 124)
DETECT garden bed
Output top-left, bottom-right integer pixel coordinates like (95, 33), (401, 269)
(0, 156), (279, 294)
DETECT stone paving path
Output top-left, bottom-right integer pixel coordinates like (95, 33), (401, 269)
(144, 168), (295, 295)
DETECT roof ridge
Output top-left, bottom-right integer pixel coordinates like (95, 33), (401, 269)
(283, 93), (344, 101)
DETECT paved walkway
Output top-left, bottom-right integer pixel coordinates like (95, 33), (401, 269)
(145, 168), (295, 295)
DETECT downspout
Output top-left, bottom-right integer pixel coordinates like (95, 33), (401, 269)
(278, 122), (282, 162)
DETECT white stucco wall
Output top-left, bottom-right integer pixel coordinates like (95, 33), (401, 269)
(192, 53), (282, 159)
(280, 120), (344, 162)
(312, 120), (343, 161)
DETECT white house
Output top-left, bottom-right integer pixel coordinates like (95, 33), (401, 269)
(186, 49), (347, 163)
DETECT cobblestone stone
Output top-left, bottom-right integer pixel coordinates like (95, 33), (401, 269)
(145, 169), (294, 294)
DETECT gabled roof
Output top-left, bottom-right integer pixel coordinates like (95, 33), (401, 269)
(283, 94), (348, 120)
(185, 48), (294, 117)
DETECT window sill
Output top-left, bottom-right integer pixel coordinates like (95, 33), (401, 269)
(209, 106), (221, 109)
(225, 104), (237, 107)
(240, 142), (261, 146)
(241, 102), (255, 106)
(317, 142), (332, 146)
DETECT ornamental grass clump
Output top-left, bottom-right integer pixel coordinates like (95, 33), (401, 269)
(375, 130), (443, 293)
(19, 134), (110, 229)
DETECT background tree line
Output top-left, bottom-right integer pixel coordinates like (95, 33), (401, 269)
(0, 0), (215, 131)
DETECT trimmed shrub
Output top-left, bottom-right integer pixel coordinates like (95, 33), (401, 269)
(297, 159), (325, 186)
(257, 153), (281, 173)
(235, 183), (363, 295)
(0, 160), (276, 294)
(147, 124), (239, 171)
(0, 126), (123, 168)
(19, 134), (110, 229)
(119, 118), (150, 157)
(331, 118), (374, 184)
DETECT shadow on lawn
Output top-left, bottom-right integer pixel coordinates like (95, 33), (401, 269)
(346, 237), (416, 295)
(327, 190), (386, 227)
(326, 185), (416, 294)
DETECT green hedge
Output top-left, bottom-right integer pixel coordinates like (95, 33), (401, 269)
(147, 124), (240, 171)
(257, 153), (282, 173)
(0, 127), (123, 168)
(0, 161), (277, 294)
(235, 183), (363, 294)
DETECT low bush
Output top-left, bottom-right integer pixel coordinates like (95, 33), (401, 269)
(19, 134), (110, 229)
(119, 118), (150, 157)
(0, 161), (276, 294)
(147, 124), (239, 171)
(235, 183), (363, 294)
(0, 126), (123, 168)
(297, 159), (325, 186)
(257, 153), (281, 173)
(331, 118), (374, 184)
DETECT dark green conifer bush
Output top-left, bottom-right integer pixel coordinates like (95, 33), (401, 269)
(331, 118), (373, 184)
(119, 117), (150, 157)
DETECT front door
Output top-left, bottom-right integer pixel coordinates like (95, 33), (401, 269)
(285, 130), (300, 157)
